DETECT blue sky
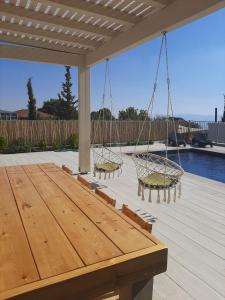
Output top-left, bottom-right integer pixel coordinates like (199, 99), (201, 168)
(0, 7), (225, 120)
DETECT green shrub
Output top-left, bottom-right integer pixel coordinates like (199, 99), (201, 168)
(14, 137), (26, 146)
(6, 138), (31, 153)
(127, 140), (154, 146)
(38, 139), (47, 151)
(69, 133), (79, 147)
(0, 136), (7, 151)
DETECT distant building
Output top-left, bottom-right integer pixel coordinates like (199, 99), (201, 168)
(0, 110), (17, 120)
(16, 109), (56, 120)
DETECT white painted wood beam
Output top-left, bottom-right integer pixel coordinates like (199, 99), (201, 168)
(42, 0), (137, 27)
(129, 0), (164, 8)
(0, 2), (115, 39)
(86, 0), (225, 66)
(0, 44), (85, 66)
(78, 66), (91, 173)
(0, 21), (100, 49)
(0, 35), (87, 55)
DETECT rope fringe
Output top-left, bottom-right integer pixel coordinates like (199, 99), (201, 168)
(163, 188), (167, 202)
(157, 190), (160, 204)
(178, 182), (182, 198)
(142, 186), (145, 201)
(167, 188), (171, 204)
(173, 186), (177, 202)
(138, 182), (141, 196)
(148, 189), (152, 203)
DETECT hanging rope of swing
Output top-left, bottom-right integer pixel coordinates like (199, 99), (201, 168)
(133, 32), (184, 204)
(92, 59), (123, 180)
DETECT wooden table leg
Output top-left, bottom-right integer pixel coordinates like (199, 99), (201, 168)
(131, 278), (153, 300)
(119, 285), (132, 300)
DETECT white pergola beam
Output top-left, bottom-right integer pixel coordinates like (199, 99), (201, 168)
(86, 0), (225, 66)
(78, 66), (91, 173)
(0, 2), (115, 39)
(129, 0), (164, 8)
(0, 21), (100, 49)
(42, 0), (136, 27)
(0, 44), (85, 66)
(0, 35), (87, 55)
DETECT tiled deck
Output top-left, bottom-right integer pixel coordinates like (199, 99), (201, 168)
(0, 144), (225, 300)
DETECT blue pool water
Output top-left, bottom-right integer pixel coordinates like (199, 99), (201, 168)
(159, 150), (225, 184)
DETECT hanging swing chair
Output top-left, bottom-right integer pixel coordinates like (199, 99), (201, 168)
(93, 59), (123, 179)
(133, 32), (184, 203)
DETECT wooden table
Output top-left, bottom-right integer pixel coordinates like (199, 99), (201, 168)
(0, 163), (167, 300)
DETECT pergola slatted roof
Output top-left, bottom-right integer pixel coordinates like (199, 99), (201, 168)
(0, 0), (225, 67)
(0, 0), (164, 52)
(0, 0), (222, 65)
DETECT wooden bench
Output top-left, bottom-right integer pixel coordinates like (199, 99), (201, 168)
(62, 164), (73, 175)
(77, 175), (92, 189)
(121, 204), (152, 233)
(95, 188), (116, 207)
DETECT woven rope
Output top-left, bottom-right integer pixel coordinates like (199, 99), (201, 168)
(133, 153), (184, 190)
(93, 146), (123, 173)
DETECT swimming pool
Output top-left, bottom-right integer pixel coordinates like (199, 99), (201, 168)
(155, 149), (225, 184)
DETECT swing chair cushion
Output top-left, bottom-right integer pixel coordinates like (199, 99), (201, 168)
(140, 173), (177, 189)
(95, 162), (120, 172)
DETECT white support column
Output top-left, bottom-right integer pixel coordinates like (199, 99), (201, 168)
(78, 66), (91, 173)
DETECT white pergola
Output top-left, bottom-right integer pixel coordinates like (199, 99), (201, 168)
(0, 0), (225, 173)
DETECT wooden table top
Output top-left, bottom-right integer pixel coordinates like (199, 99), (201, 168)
(0, 163), (167, 300)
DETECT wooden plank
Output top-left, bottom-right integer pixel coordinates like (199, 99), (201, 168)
(55, 169), (155, 245)
(154, 228), (225, 299)
(149, 205), (225, 259)
(154, 273), (194, 300)
(154, 218), (225, 274)
(0, 245), (167, 300)
(23, 166), (122, 265)
(122, 204), (152, 233)
(39, 167), (156, 253)
(166, 256), (224, 300)
(0, 168), (39, 292)
(6, 168), (84, 279)
(62, 164), (73, 175)
(154, 200), (225, 247)
(62, 174), (161, 245)
(6, 165), (24, 173)
(95, 188), (116, 207)
(78, 174), (92, 189)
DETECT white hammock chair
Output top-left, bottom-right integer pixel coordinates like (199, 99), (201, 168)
(133, 32), (184, 203)
(93, 59), (123, 179)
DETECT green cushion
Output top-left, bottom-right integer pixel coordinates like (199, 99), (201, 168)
(96, 162), (120, 172)
(140, 173), (175, 188)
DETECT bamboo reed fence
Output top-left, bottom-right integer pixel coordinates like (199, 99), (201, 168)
(0, 120), (177, 146)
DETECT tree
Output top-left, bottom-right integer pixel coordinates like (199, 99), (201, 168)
(138, 109), (150, 120)
(119, 107), (138, 120)
(39, 99), (63, 119)
(58, 66), (78, 120)
(91, 108), (114, 120)
(27, 78), (37, 120)
(118, 107), (149, 120)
